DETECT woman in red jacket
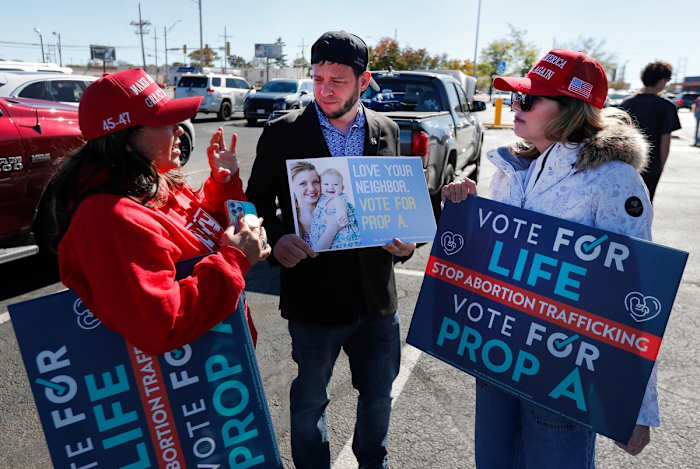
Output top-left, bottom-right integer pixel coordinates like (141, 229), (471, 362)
(46, 68), (270, 355)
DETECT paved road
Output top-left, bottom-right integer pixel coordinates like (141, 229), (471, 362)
(1, 106), (698, 468)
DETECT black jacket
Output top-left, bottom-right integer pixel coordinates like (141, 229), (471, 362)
(245, 103), (402, 324)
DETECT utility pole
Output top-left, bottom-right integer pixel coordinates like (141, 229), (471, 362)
(164, 20), (181, 85)
(164, 26), (168, 75)
(154, 28), (159, 79)
(130, 2), (151, 69)
(198, 0), (203, 68)
(298, 38), (306, 59)
(219, 26), (230, 73)
(472, 0), (482, 78)
(33, 28), (45, 63)
(298, 38), (306, 77)
(53, 32), (63, 66)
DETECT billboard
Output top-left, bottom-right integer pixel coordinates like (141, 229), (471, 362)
(90, 45), (116, 62)
(254, 44), (282, 59)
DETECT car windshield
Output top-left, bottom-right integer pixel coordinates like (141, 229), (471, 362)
(363, 78), (445, 112)
(178, 76), (207, 88)
(260, 81), (298, 93)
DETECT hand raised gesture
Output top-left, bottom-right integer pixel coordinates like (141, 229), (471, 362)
(207, 127), (239, 183)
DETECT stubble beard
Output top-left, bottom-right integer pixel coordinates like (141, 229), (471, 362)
(320, 86), (361, 119)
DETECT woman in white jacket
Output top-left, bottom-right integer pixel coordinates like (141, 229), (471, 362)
(444, 49), (656, 468)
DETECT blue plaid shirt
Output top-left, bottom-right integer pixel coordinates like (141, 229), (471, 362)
(314, 102), (366, 157)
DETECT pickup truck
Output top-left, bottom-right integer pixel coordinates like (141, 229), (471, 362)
(0, 97), (84, 264)
(362, 71), (486, 218)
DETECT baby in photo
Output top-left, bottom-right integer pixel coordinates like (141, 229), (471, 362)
(310, 168), (360, 250)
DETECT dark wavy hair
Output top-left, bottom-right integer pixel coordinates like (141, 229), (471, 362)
(41, 125), (183, 254)
(641, 61), (672, 87)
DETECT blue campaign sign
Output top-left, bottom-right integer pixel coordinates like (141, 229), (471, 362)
(9, 259), (282, 469)
(407, 196), (688, 443)
(285, 156), (436, 251)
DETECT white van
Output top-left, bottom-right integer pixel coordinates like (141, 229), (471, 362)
(175, 73), (252, 121)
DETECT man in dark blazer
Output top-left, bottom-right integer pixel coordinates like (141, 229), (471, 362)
(246, 31), (415, 469)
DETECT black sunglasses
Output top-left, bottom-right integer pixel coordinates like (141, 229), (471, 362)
(510, 92), (541, 111)
(511, 92), (566, 111)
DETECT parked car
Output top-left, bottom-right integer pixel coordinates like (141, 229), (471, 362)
(605, 90), (631, 107)
(673, 92), (700, 110)
(0, 96), (196, 264)
(243, 78), (314, 125)
(175, 73), (252, 120)
(0, 72), (96, 104)
(363, 70), (486, 219)
(0, 72), (195, 163)
(0, 60), (72, 73)
(176, 118), (196, 165)
(0, 97), (84, 263)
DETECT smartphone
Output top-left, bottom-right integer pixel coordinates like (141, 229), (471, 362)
(226, 200), (259, 232)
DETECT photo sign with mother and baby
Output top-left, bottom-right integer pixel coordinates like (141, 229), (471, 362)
(285, 156), (436, 251)
(407, 196), (688, 443)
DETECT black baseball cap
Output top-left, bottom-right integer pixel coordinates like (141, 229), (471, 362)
(311, 31), (379, 91)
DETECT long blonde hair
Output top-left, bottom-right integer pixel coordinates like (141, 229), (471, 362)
(289, 161), (319, 208)
(512, 96), (628, 158)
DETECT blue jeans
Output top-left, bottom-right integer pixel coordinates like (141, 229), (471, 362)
(288, 313), (401, 469)
(475, 381), (596, 469)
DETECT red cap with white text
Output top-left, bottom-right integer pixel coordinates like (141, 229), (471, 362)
(493, 49), (608, 109)
(79, 68), (202, 140)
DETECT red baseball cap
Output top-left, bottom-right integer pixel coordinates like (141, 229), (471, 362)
(79, 68), (202, 140)
(493, 49), (608, 109)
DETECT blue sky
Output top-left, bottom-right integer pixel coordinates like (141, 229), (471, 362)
(2, 0), (697, 89)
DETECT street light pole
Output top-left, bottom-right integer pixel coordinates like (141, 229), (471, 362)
(472, 0), (482, 78)
(198, 0), (204, 67)
(52, 32), (63, 66)
(164, 20), (181, 84)
(33, 28), (45, 63)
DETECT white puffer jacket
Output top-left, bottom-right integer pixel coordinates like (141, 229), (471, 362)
(486, 120), (659, 427)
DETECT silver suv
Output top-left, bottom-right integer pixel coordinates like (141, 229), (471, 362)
(175, 73), (252, 120)
(0, 72), (96, 104)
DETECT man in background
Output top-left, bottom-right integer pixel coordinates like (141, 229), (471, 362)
(621, 61), (681, 202)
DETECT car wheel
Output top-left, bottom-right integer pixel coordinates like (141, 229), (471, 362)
(32, 185), (60, 277)
(178, 127), (192, 166)
(218, 101), (232, 121)
(246, 118), (257, 125)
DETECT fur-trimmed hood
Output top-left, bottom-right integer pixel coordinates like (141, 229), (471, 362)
(575, 120), (649, 173)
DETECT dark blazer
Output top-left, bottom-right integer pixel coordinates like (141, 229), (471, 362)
(246, 103), (402, 324)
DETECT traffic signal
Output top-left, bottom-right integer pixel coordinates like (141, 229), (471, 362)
(226, 42), (230, 56)
(183, 44), (187, 54)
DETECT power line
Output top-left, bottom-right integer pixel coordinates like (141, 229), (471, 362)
(0, 40), (140, 50)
